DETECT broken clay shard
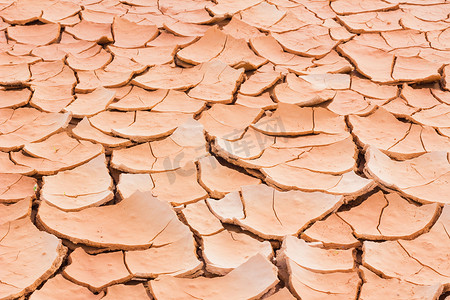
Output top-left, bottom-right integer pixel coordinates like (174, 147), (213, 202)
(149, 254), (279, 300)
(0, 218), (67, 300)
(365, 146), (450, 204)
(37, 190), (192, 250)
(40, 154), (113, 212)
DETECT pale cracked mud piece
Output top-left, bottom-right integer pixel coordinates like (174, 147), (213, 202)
(198, 155), (261, 198)
(117, 161), (208, 206)
(359, 266), (444, 300)
(349, 107), (450, 159)
(301, 213), (360, 249)
(362, 205), (450, 286)
(112, 16), (158, 48)
(239, 69), (281, 96)
(278, 236), (361, 300)
(28, 274), (103, 300)
(37, 190), (193, 250)
(40, 154), (113, 211)
(149, 254), (279, 300)
(273, 73), (336, 106)
(235, 93), (277, 110)
(0, 88), (31, 109)
(0, 107), (71, 151)
(264, 287), (297, 300)
(10, 132), (103, 175)
(64, 87), (116, 118)
(0, 218), (67, 300)
(0, 173), (36, 203)
(102, 284), (150, 300)
(7, 23), (60, 45)
(207, 184), (343, 240)
(0, 197), (31, 225)
(198, 103), (263, 140)
(111, 118), (207, 173)
(365, 146), (450, 204)
(65, 20), (113, 43)
(337, 190), (440, 240)
(62, 248), (132, 292)
(181, 200), (224, 236)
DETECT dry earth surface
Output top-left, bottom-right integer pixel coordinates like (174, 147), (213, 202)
(0, 0), (449, 299)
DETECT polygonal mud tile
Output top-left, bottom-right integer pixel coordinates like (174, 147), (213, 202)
(362, 205), (450, 286)
(198, 155), (261, 198)
(304, 50), (354, 74)
(239, 69), (281, 96)
(124, 233), (202, 278)
(0, 173), (36, 203)
(272, 24), (341, 58)
(0, 197), (31, 225)
(392, 56), (441, 83)
(273, 73), (336, 106)
(350, 76), (398, 100)
(108, 44), (177, 67)
(206, 0), (262, 17)
(149, 254), (278, 300)
(102, 284), (151, 300)
(132, 63), (204, 90)
(71, 117), (132, 149)
(40, 154), (113, 211)
(146, 31), (197, 47)
(238, 2), (285, 30)
(337, 10), (403, 33)
(327, 90), (374, 116)
(163, 20), (211, 37)
(188, 60), (245, 103)
(411, 103), (450, 128)
(65, 20), (113, 43)
(11, 132), (103, 175)
(301, 213), (360, 249)
(198, 103), (263, 140)
(28, 275), (103, 300)
(201, 228), (274, 275)
(181, 200), (224, 236)
(0, 63), (30, 85)
(112, 16), (158, 48)
(64, 88), (116, 118)
(0, 151), (34, 175)
(0, 218), (67, 300)
(278, 236), (360, 300)
(359, 265), (444, 300)
(221, 16), (264, 42)
(37, 190), (193, 250)
(331, 0), (398, 15)
(108, 87), (167, 111)
(66, 49), (112, 71)
(151, 89), (206, 114)
(235, 93), (277, 110)
(207, 184), (343, 240)
(0, 88), (31, 109)
(30, 85), (74, 113)
(7, 23), (60, 46)
(337, 190), (440, 240)
(62, 248), (132, 292)
(365, 146), (450, 204)
(264, 287), (297, 300)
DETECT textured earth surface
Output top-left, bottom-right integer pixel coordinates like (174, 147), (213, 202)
(0, 0), (449, 299)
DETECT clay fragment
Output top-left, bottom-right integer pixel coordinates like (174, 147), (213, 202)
(37, 191), (193, 250)
(7, 23), (60, 46)
(103, 284), (150, 300)
(41, 155), (113, 211)
(149, 254), (279, 300)
(0, 173), (36, 203)
(208, 184), (343, 240)
(65, 20), (113, 43)
(63, 248), (132, 291)
(29, 275), (102, 300)
(65, 88), (115, 118)
(112, 16), (158, 48)
(72, 117), (131, 148)
(365, 146), (450, 204)
(0, 218), (67, 300)
(337, 191), (440, 240)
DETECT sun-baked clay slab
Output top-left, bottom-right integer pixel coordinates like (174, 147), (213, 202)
(278, 236), (361, 300)
(149, 254), (278, 300)
(62, 248), (132, 292)
(112, 16), (158, 48)
(0, 107), (71, 151)
(181, 200), (224, 236)
(0, 197), (31, 225)
(0, 173), (36, 203)
(362, 205), (450, 286)
(7, 23), (60, 45)
(64, 88), (115, 118)
(198, 155), (261, 198)
(207, 184), (343, 240)
(40, 154), (113, 211)
(125, 233), (202, 278)
(201, 228), (274, 275)
(0, 88), (31, 109)
(102, 284), (150, 300)
(365, 146), (450, 204)
(337, 190), (440, 240)
(65, 20), (113, 43)
(0, 218), (67, 300)
(11, 132), (103, 175)
(359, 266), (444, 300)
(28, 275), (103, 300)
(37, 191), (192, 250)
(301, 213), (360, 249)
